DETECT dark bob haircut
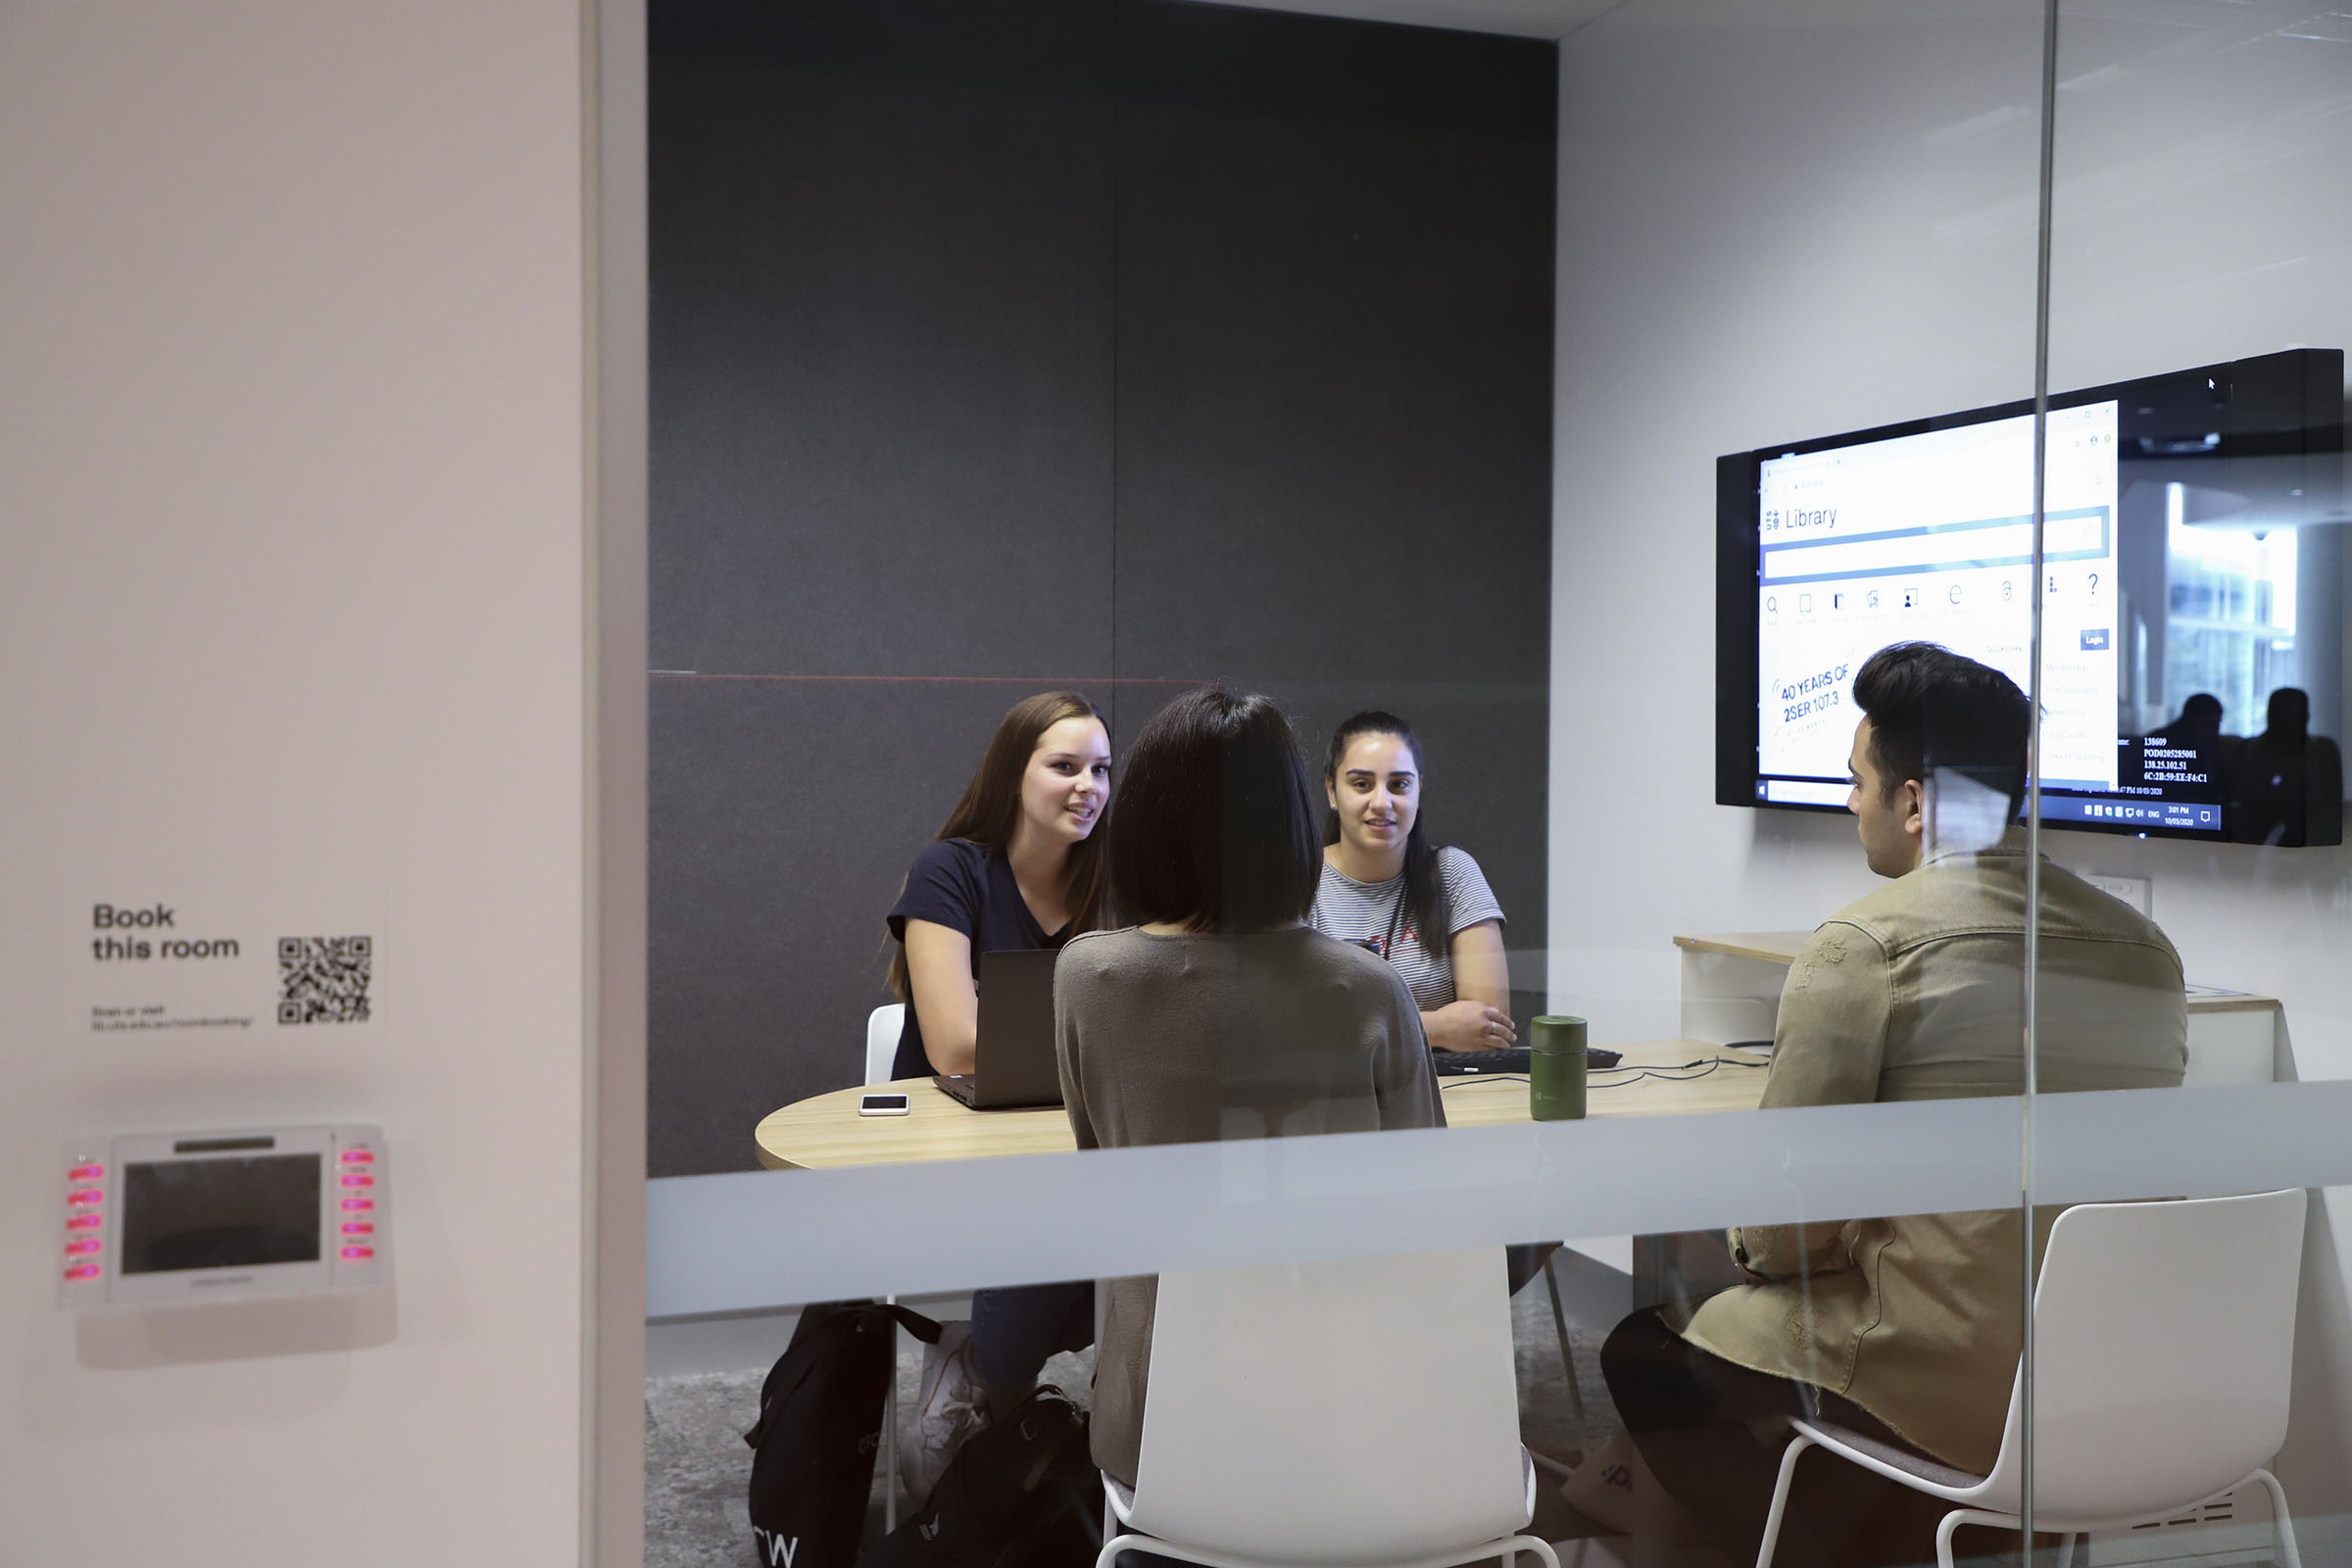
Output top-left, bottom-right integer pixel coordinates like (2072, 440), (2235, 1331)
(1851, 641), (2032, 815)
(1107, 686), (1322, 933)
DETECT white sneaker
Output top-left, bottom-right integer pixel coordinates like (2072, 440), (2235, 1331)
(900, 1320), (989, 1509)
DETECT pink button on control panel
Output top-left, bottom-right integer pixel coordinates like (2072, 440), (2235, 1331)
(339, 1150), (375, 1164)
(340, 1198), (373, 1211)
(339, 1246), (374, 1261)
(64, 1265), (101, 1282)
(339, 1173), (374, 1188)
(66, 1188), (104, 1206)
(341, 1222), (374, 1236)
(66, 1214), (102, 1231)
(65, 1239), (101, 1256)
(69, 1163), (106, 1182)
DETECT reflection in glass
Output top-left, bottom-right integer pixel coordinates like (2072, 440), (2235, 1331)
(2036, 0), (2352, 1552)
(2160, 490), (2298, 727)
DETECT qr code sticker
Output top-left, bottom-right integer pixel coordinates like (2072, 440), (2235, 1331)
(278, 936), (372, 1024)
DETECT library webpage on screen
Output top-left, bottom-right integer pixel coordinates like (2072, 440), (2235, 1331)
(1750, 403), (2186, 825)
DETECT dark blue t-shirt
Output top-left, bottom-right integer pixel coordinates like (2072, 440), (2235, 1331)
(887, 838), (1068, 1078)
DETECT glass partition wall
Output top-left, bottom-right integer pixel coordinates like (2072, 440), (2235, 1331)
(1547, 6), (2042, 1564)
(642, 1), (2349, 1564)
(2028, 4), (2352, 1565)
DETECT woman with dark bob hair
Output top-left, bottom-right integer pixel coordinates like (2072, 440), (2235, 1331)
(1054, 685), (1444, 1489)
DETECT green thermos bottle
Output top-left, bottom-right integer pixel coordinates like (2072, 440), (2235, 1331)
(1530, 1015), (1588, 1121)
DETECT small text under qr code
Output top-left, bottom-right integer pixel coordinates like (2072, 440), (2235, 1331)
(278, 936), (372, 1024)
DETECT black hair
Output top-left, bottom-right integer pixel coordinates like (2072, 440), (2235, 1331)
(1107, 686), (1322, 933)
(1322, 710), (1450, 953)
(2265, 686), (2310, 741)
(1850, 642), (2032, 817)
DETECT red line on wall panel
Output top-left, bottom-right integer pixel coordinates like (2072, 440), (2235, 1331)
(648, 671), (1206, 685)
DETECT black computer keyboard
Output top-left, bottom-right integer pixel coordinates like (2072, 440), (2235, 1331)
(1431, 1046), (1622, 1076)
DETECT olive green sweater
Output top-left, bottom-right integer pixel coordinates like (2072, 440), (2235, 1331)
(1677, 838), (2186, 1473)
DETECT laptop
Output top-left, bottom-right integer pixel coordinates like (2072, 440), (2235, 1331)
(932, 948), (1064, 1109)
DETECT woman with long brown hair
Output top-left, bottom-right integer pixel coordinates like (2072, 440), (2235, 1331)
(885, 690), (1112, 1079)
(884, 690), (1111, 1505)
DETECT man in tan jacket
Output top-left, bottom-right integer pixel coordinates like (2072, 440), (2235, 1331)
(1600, 642), (2186, 1568)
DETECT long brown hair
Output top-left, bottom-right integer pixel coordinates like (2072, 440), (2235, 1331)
(886, 691), (1112, 1000)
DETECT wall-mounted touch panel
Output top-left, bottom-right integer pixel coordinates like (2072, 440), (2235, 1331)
(57, 1125), (387, 1309)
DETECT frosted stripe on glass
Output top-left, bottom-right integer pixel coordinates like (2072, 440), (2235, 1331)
(647, 1080), (2352, 1316)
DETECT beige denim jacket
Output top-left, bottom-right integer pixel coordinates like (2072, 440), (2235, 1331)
(1676, 836), (2186, 1473)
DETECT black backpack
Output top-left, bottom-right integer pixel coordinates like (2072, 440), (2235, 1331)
(859, 1386), (1103, 1568)
(746, 1299), (944, 1568)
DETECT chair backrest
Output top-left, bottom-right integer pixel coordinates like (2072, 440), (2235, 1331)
(864, 1004), (906, 1087)
(1976, 1188), (2307, 1520)
(1127, 1247), (1528, 1563)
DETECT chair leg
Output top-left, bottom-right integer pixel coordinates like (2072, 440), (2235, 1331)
(2054, 1531), (2078, 1568)
(1935, 1511), (1965, 1568)
(2253, 1468), (2302, 1568)
(1098, 1532), (1153, 1568)
(1935, 1509), (2012, 1568)
(1755, 1431), (1814, 1568)
(882, 1294), (900, 1533)
(1543, 1253), (1587, 1425)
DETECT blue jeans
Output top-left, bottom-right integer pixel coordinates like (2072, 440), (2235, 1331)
(970, 1281), (1095, 1392)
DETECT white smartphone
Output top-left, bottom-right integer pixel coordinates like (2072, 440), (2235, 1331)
(858, 1093), (910, 1117)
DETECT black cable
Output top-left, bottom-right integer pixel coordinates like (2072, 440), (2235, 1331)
(1589, 1055), (1771, 1089)
(1440, 1074), (1531, 1091)
(1436, 1055), (1767, 1093)
(1597, 1064), (1727, 1087)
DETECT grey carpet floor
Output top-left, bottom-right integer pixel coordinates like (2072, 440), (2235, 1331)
(645, 1289), (1619, 1568)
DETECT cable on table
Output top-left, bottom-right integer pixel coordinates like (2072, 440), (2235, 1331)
(1589, 1055), (1769, 1088)
(1436, 1055), (1768, 1093)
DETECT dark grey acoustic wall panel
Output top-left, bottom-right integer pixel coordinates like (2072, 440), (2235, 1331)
(648, 0), (1121, 1178)
(1109, 4), (1556, 1017)
(650, 0), (1555, 1177)
(649, 5), (1116, 678)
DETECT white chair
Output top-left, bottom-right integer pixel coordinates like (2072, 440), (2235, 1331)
(866, 1003), (906, 1087)
(864, 1002), (907, 1526)
(1100, 1246), (1560, 1568)
(1756, 1189), (2309, 1568)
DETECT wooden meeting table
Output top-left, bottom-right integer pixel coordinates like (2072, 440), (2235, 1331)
(753, 1038), (1770, 1171)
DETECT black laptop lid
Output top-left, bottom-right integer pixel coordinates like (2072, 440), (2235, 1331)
(962, 948), (1063, 1108)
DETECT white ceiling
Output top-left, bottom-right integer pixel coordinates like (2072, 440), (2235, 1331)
(1191, 0), (1631, 41)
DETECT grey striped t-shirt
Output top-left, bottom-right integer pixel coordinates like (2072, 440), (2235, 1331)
(1307, 846), (1506, 1010)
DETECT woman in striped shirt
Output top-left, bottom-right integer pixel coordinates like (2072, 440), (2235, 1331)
(1309, 710), (1516, 1054)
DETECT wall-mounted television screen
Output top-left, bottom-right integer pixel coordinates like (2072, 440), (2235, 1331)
(1716, 349), (2347, 845)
